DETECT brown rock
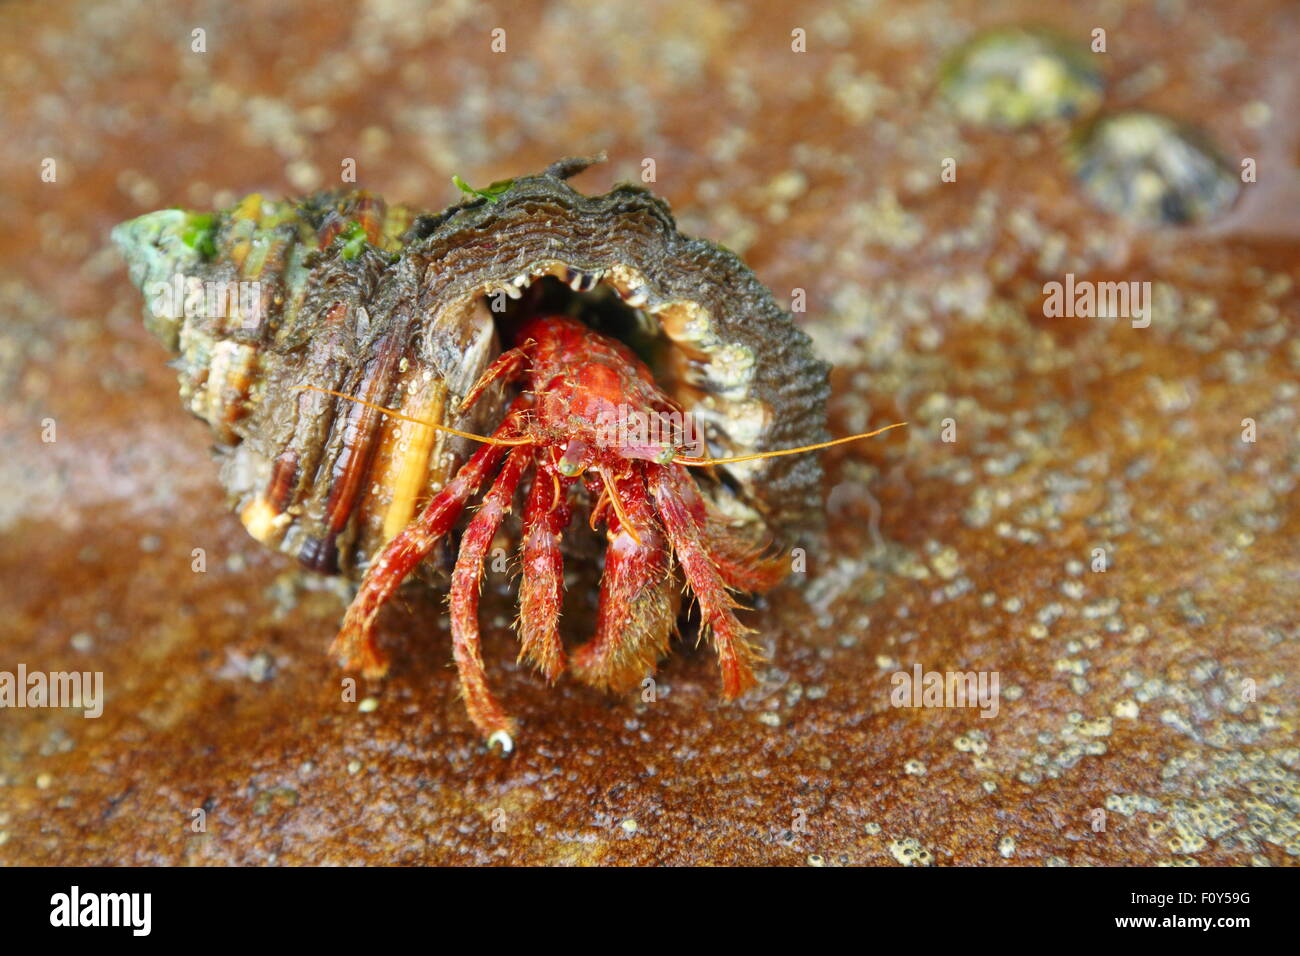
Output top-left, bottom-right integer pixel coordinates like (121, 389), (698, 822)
(0, 0), (1296, 865)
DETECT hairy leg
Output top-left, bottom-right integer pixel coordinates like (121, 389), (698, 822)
(665, 465), (786, 593)
(330, 405), (527, 677)
(648, 464), (764, 699)
(457, 345), (528, 414)
(516, 463), (574, 682)
(448, 447), (529, 747)
(571, 467), (676, 693)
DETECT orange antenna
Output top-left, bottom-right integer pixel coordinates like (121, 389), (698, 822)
(293, 385), (532, 446)
(674, 422), (908, 467)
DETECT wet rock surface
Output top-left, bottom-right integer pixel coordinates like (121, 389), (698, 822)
(0, 0), (1296, 865)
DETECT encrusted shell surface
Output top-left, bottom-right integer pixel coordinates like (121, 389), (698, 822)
(114, 159), (831, 577)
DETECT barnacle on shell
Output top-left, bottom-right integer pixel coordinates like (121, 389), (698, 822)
(113, 158), (831, 580)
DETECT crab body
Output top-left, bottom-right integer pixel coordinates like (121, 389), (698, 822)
(333, 313), (784, 748)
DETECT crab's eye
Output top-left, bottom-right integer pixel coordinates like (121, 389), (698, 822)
(556, 438), (590, 477)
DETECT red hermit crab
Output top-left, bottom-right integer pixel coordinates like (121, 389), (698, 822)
(113, 156), (900, 750)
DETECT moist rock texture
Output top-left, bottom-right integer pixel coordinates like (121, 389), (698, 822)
(0, 0), (1296, 864)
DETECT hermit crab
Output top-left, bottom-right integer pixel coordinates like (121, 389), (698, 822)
(114, 156), (900, 750)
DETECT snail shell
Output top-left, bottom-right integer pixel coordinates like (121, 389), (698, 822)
(114, 158), (831, 578)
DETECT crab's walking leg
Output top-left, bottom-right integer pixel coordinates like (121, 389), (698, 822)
(449, 447), (530, 747)
(457, 345), (529, 413)
(516, 465), (574, 682)
(666, 465), (786, 593)
(330, 404), (527, 677)
(571, 468), (676, 693)
(648, 464), (764, 699)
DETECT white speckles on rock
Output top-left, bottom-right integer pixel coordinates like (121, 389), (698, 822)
(1105, 793), (1163, 816)
(285, 160), (322, 192)
(1114, 699), (1140, 719)
(1054, 657), (1089, 676)
(929, 545), (961, 580)
(1160, 709), (1199, 740)
(1083, 597), (1121, 620)
(1077, 716), (1113, 737)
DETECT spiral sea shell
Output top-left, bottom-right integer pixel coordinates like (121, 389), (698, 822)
(113, 157), (831, 579)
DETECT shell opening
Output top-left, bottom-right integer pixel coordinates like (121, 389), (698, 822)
(478, 268), (770, 529)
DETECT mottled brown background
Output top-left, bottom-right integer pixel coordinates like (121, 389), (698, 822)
(0, 0), (1296, 865)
